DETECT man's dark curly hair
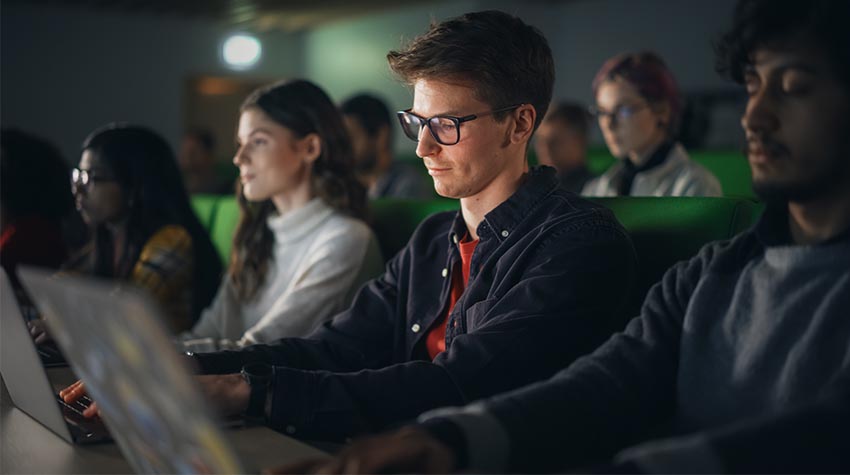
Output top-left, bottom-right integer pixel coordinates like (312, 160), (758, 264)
(715, 0), (850, 84)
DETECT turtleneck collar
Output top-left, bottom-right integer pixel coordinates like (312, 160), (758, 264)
(617, 140), (674, 196)
(266, 197), (335, 245)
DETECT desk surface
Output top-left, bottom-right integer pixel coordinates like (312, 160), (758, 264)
(1, 371), (327, 474)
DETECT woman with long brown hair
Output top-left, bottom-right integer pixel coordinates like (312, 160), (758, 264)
(182, 79), (383, 349)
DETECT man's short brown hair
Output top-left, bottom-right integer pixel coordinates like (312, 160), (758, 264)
(387, 10), (554, 130)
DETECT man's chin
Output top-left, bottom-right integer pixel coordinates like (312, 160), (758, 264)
(753, 179), (828, 204)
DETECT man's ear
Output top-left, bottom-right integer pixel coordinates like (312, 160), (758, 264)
(301, 133), (322, 163)
(509, 104), (537, 145)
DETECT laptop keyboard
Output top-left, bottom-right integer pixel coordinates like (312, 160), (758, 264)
(57, 394), (95, 419)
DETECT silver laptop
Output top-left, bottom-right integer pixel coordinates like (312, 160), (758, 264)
(17, 266), (327, 474)
(0, 269), (110, 444)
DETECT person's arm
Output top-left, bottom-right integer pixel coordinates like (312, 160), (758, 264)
(416, 246), (712, 473)
(198, 220), (638, 441)
(612, 379), (850, 473)
(190, 240), (407, 374)
(180, 275), (232, 341)
(239, 222), (379, 343)
(131, 225), (194, 332)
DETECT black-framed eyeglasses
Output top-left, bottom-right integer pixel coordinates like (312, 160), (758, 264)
(71, 168), (115, 188)
(396, 104), (523, 146)
(588, 103), (649, 123)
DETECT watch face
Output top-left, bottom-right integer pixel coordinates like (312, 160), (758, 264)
(242, 362), (273, 379)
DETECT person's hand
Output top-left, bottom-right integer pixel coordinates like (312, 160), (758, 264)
(196, 374), (250, 417)
(59, 380), (100, 418)
(265, 426), (457, 474)
(27, 318), (51, 344)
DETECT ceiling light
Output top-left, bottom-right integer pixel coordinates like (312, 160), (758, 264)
(222, 34), (261, 69)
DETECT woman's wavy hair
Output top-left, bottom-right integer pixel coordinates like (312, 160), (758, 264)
(229, 79), (367, 301)
(74, 124), (222, 322)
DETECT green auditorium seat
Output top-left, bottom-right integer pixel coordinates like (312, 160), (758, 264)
(586, 149), (754, 198)
(369, 198), (459, 260)
(209, 196), (239, 263)
(586, 149), (616, 175)
(370, 196), (762, 325)
(594, 196), (761, 322)
(190, 194), (220, 231)
(689, 151), (753, 198)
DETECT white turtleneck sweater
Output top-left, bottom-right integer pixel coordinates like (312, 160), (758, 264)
(182, 198), (383, 348)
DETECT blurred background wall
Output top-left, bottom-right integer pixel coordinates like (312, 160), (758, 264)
(2, 0), (742, 166)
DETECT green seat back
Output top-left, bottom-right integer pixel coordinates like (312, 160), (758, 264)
(592, 196), (761, 320)
(370, 195), (762, 324)
(586, 149), (755, 199)
(190, 194), (220, 231)
(370, 198), (459, 261)
(587, 150), (617, 176)
(689, 151), (753, 198)
(210, 196), (240, 264)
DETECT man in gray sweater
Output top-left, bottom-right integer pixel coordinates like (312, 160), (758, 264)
(271, 0), (850, 472)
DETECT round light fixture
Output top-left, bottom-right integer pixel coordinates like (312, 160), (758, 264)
(222, 34), (261, 69)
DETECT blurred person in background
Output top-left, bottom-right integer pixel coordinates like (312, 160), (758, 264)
(179, 79), (383, 349)
(341, 93), (433, 199)
(0, 128), (74, 291)
(65, 124), (222, 332)
(178, 128), (233, 195)
(583, 52), (722, 196)
(533, 101), (593, 193)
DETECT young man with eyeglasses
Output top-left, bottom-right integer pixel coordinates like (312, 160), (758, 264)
(69, 10), (635, 441)
(271, 0), (850, 471)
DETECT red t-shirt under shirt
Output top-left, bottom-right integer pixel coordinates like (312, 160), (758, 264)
(425, 235), (478, 360)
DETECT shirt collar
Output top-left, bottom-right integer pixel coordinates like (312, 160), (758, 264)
(446, 166), (561, 247)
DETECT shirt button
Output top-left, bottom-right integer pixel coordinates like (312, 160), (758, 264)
(501, 230), (509, 237)
(452, 235), (458, 244)
(441, 268), (448, 277)
(411, 323), (421, 333)
(285, 425), (296, 435)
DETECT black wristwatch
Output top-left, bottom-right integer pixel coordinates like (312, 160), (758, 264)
(240, 362), (273, 421)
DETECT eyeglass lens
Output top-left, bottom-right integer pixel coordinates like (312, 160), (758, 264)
(398, 112), (460, 146)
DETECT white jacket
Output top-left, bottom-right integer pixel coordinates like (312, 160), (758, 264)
(582, 143), (722, 197)
(181, 198), (383, 348)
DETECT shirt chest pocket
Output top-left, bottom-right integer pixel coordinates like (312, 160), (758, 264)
(459, 297), (499, 334)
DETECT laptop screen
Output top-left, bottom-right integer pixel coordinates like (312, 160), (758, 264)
(18, 267), (244, 474)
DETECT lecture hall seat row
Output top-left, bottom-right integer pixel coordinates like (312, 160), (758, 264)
(191, 193), (762, 324)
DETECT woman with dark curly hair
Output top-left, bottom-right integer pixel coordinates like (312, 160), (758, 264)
(181, 79), (383, 349)
(66, 124), (223, 333)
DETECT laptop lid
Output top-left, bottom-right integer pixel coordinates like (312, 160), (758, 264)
(17, 266), (245, 474)
(0, 269), (75, 443)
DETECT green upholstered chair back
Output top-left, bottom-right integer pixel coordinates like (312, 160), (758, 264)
(194, 194), (763, 324)
(593, 196), (761, 322)
(586, 150), (754, 198)
(369, 198), (460, 261)
(369, 196), (762, 324)
(189, 194), (220, 231)
(689, 151), (753, 198)
(207, 196), (239, 263)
